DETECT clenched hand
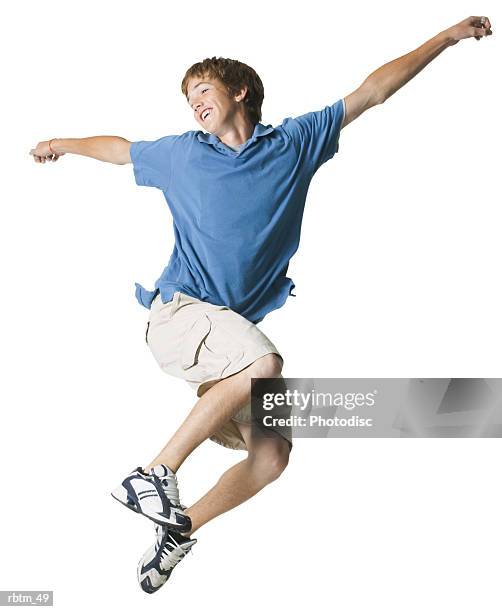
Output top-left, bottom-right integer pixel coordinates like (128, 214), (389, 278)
(446, 15), (493, 45)
(29, 140), (64, 164)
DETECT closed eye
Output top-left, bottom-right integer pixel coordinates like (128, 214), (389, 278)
(191, 88), (210, 110)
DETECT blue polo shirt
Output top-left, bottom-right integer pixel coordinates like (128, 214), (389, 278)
(131, 98), (345, 324)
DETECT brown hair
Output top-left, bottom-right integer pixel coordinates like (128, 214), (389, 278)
(181, 57), (264, 125)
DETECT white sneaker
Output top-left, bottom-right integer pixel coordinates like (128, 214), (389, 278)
(138, 524), (197, 594)
(111, 464), (192, 532)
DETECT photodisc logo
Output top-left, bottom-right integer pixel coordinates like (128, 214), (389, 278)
(262, 389), (377, 412)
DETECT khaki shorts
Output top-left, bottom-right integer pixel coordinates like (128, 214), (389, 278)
(145, 291), (292, 451)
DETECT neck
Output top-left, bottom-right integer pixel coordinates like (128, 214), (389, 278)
(216, 112), (255, 148)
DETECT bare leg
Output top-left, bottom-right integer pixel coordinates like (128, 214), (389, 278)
(182, 422), (291, 536)
(145, 353), (282, 473)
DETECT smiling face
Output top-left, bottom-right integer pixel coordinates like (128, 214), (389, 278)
(186, 75), (248, 133)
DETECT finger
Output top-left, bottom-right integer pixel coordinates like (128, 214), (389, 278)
(473, 30), (489, 40)
(477, 18), (493, 34)
(472, 27), (489, 38)
(479, 16), (492, 29)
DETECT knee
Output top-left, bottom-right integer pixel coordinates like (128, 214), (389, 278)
(249, 438), (290, 485)
(249, 353), (283, 379)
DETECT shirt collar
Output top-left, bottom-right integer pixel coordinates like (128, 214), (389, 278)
(196, 122), (274, 146)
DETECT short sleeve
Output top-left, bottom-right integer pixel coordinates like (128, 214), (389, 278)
(281, 98), (345, 174)
(130, 135), (177, 191)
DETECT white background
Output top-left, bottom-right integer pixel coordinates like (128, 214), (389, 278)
(1, 0), (501, 610)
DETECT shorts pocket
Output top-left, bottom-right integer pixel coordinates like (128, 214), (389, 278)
(180, 313), (245, 380)
(181, 315), (212, 370)
(145, 321), (150, 345)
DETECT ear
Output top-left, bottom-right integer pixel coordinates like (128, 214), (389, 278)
(235, 85), (248, 102)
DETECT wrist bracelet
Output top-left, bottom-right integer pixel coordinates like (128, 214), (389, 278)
(48, 139), (57, 154)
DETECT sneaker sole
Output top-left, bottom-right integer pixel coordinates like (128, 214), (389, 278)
(110, 487), (191, 532)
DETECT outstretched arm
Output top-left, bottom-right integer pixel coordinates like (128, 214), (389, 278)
(342, 15), (493, 128)
(29, 136), (132, 165)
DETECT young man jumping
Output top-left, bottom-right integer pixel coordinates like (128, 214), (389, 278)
(30, 15), (492, 594)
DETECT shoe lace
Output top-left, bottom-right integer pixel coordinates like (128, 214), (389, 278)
(159, 533), (191, 571)
(159, 474), (186, 510)
(159, 473), (182, 508)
